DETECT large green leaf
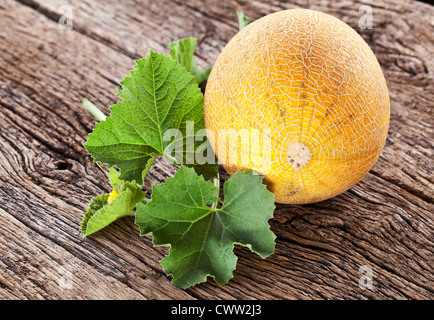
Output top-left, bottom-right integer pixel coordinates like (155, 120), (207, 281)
(135, 166), (276, 288)
(84, 51), (209, 183)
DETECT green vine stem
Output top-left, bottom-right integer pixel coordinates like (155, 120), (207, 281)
(82, 98), (107, 122)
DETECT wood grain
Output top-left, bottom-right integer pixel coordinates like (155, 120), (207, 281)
(0, 0), (432, 299)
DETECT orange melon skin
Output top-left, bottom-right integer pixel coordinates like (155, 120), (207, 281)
(204, 9), (390, 204)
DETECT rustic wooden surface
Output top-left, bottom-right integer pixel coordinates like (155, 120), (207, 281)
(0, 0), (433, 300)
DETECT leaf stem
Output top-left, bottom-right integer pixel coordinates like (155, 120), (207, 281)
(96, 162), (110, 177)
(82, 98), (107, 122)
(211, 172), (220, 210)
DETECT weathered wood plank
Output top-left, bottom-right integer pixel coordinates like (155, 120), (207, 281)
(0, 0), (195, 300)
(15, 0), (433, 201)
(0, 0), (433, 299)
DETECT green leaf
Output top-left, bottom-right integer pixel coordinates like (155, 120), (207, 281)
(80, 193), (110, 236)
(237, 12), (250, 30)
(168, 37), (211, 85)
(168, 37), (196, 72)
(185, 162), (219, 182)
(84, 51), (208, 183)
(135, 166), (276, 289)
(162, 114), (218, 180)
(108, 167), (122, 191)
(80, 169), (146, 237)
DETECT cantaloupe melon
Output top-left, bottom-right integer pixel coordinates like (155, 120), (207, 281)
(204, 9), (390, 204)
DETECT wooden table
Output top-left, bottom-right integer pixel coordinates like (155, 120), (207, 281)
(0, 0), (432, 300)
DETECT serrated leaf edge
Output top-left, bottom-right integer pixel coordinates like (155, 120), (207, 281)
(136, 167), (276, 289)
